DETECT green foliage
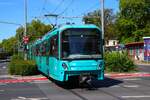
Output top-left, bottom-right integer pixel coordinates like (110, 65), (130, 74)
(1, 37), (17, 54)
(8, 55), (38, 76)
(117, 0), (150, 43)
(104, 52), (136, 72)
(16, 20), (52, 44)
(83, 9), (117, 40)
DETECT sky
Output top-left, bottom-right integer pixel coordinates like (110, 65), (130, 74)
(0, 0), (119, 42)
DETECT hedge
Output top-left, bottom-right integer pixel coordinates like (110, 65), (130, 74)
(104, 51), (137, 72)
(8, 55), (39, 76)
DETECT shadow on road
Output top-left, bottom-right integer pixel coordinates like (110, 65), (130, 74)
(53, 77), (123, 90)
(92, 77), (123, 88)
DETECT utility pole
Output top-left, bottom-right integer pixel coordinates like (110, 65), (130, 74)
(24, 0), (27, 60)
(100, 0), (105, 53)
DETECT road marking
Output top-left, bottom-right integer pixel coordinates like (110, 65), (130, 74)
(11, 96), (48, 100)
(30, 80), (50, 84)
(111, 85), (120, 87)
(123, 85), (139, 88)
(123, 78), (141, 81)
(121, 95), (150, 98)
(2, 66), (6, 69)
(0, 90), (4, 92)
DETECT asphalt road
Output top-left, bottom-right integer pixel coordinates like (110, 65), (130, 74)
(0, 60), (150, 100)
(0, 61), (8, 75)
(137, 64), (150, 73)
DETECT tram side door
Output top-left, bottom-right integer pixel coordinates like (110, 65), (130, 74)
(49, 35), (59, 76)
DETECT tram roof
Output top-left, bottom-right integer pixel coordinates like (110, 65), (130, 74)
(58, 24), (100, 31)
(33, 24), (101, 45)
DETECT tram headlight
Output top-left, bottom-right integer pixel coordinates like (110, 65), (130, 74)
(62, 63), (68, 70)
(98, 62), (103, 70)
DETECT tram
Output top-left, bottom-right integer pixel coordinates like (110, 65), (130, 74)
(28, 24), (104, 82)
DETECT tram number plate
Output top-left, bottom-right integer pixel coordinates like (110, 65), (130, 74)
(81, 73), (90, 76)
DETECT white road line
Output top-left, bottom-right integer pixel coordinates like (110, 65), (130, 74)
(0, 90), (4, 92)
(111, 85), (120, 87)
(18, 96), (26, 99)
(123, 78), (141, 81)
(123, 85), (139, 88)
(121, 95), (150, 98)
(2, 66), (6, 69)
(30, 80), (50, 84)
(11, 96), (48, 100)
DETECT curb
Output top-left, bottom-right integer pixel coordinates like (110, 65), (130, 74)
(105, 72), (150, 79)
(0, 72), (150, 83)
(0, 77), (48, 83)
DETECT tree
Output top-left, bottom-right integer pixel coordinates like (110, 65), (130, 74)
(0, 43), (2, 48)
(1, 37), (17, 54)
(116, 0), (150, 43)
(16, 20), (53, 44)
(83, 9), (117, 41)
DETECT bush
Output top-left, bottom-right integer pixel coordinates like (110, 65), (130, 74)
(8, 55), (38, 76)
(104, 51), (137, 72)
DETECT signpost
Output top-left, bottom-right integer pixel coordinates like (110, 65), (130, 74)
(23, 36), (29, 44)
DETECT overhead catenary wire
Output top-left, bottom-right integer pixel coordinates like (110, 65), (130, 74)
(40, 0), (48, 16)
(33, 15), (100, 19)
(0, 21), (22, 26)
(58, 0), (74, 16)
(51, 0), (65, 13)
(33, 0), (100, 26)
(78, 2), (100, 16)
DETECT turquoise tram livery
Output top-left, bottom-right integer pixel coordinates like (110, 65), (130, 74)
(28, 24), (104, 82)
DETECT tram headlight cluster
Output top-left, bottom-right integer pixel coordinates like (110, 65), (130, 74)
(62, 63), (68, 70)
(98, 62), (103, 70)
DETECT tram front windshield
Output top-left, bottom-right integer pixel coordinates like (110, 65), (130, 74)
(61, 28), (102, 59)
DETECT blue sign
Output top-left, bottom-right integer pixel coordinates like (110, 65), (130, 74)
(143, 37), (150, 61)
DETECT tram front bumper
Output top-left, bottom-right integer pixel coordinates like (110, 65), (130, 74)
(64, 70), (104, 81)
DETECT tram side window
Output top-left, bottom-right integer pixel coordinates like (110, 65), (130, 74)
(50, 35), (58, 57)
(40, 44), (44, 56)
(31, 47), (34, 55)
(36, 45), (39, 56)
(45, 40), (50, 56)
(42, 42), (47, 56)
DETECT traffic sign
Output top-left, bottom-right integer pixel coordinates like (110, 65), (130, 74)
(23, 36), (29, 44)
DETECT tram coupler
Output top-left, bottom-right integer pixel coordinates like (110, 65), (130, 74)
(79, 75), (96, 89)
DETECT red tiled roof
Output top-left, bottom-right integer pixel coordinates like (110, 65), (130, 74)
(125, 42), (144, 47)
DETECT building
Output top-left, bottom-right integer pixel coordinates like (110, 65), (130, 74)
(105, 40), (119, 52)
(125, 42), (144, 61)
(105, 40), (118, 47)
